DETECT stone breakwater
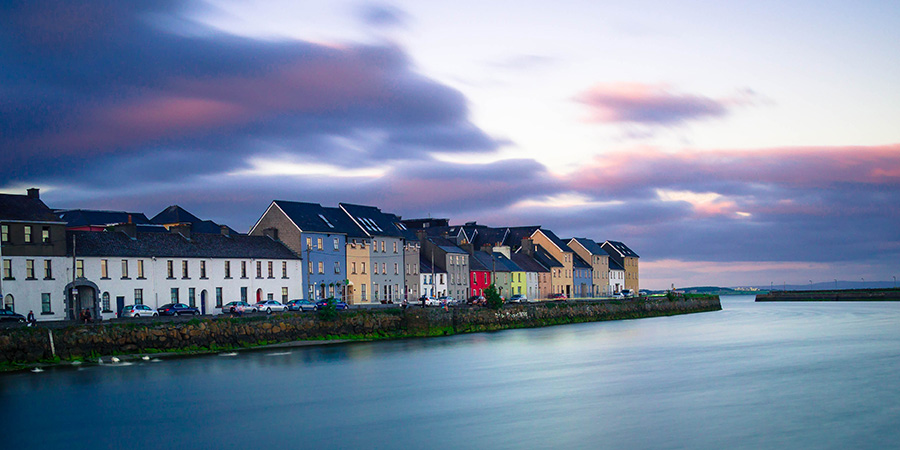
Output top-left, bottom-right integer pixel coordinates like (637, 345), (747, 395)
(756, 288), (900, 302)
(0, 296), (720, 365)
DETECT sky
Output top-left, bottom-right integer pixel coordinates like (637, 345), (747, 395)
(1, 0), (899, 289)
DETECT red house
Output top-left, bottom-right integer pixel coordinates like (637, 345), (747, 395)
(469, 253), (491, 297)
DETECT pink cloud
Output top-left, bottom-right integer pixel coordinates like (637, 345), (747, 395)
(576, 82), (731, 125)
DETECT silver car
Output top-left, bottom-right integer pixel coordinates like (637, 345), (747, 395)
(222, 301), (257, 314)
(120, 304), (158, 318)
(254, 300), (288, 314)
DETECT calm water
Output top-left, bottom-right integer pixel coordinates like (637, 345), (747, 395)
(2, 296), (899, 449)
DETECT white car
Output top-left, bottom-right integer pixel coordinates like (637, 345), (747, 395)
(222, 301), (257, 314)
(120, 304), (158, 318)
(508, 294), (529, 303)
(254, 300), (288, 314)
(424, 297), (441, 307)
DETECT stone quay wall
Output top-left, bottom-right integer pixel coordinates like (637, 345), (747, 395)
(0, 296), (720, 365)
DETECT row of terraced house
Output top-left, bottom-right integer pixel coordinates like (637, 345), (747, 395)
(0, 189), (638, 321)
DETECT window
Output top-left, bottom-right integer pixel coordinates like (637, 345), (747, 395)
(361, 262), (366, 274)
(393, 242), (398, 253)
(102, 292), (110, 312)
(317, 238), (323, 250)
(3, 293), (13, 311)
(352, 262), (357, 274)
(137, 260), (145, 279)
(282, 261), (288, 278)
(135, 289), (143, 305)
(43, 260), (52, 279)
(240, 287), (248, 302)
(224, 261), (231, 278)
(333, 238), (339, 251)
(318, 261), (324, 274)
(76, 259), (83, 278)
(334, 261), (340, 273)
(241, 261), (247, 278)
(215, 287), (223, 307)
(121, 260), (129, 279)
(281, 287), (288, 302)
(189, 288), (196, 307)
(171, 288), (179, 303)
(25, 260), (35, 279)
(182, 260), (189, 279)
(1, 225), (7, 243)
(200, 261), (207, 279)
(100, 259), (108, 279)
(394, 263), (398, 275)
(41, 293), (51, 314)
(24, 225), (32, 243)
(267, 261), (273, 278)
(167, 260), (174, 278)
(308, 261), (313, 274)
(381, 263), (386, 275)
(42, 227), (50, 244)
(256, 261), (262, 278)
(306, 236), (312, 249)
(361, 283), (367, 301)
(267, 292), (274, 301)
(380, 241), (385, 253)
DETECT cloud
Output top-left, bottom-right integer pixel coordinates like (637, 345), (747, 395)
(577, 82), (738, 126)
(0, 0), (500, 186)
(357, 3), (408, 29)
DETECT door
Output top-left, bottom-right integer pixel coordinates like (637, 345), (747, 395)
(200, 290), (207, 315)
(116, 296), (125, 317)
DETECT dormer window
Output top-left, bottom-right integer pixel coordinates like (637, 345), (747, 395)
(318, 214), (334, 228)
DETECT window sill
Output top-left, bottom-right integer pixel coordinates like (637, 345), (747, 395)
(3, 277), (15, 281)
(121, 277), (131, 280)
(26, 277), (37, 280)
(100, 277), (110, 280)
(44, 277), (55, 281)
(41, 312), (54, 315)
(137, 277), (146, 280)
(200, 277), (208, 280)
(166, 277), (175, 280)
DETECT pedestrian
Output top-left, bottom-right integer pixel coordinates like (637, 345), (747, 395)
(421, 296), (426, 308)
(27, 310), (36, 326)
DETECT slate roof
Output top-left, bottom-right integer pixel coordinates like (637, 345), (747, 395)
(428, 236), (467, 254)
(467, 252), (490, 271)
(151, 205), (201, 224)
(510, 251), (549, 273)
(419, 257), (446, 274)
(270, 200), (360, 235)
(386, 213), (418, 241)
(0, 194), (65, 223)
(68, 230), (299, 259)
(339, 203), (404, 238)
(573, 253), (592, 269)
(532, 246), (562, 268)
(609, 259), (625, 271)
(604, 240), (640, 258)
(570, 237), (607, 256)
(58, 210), (152, 228)
(505, 226), (542, 249)
(494, 252), (522, 272)
(535, 228), (570, 253)
(469, 251), (497, 272)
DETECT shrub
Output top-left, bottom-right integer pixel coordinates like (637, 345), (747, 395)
(484, 284), (503, 310)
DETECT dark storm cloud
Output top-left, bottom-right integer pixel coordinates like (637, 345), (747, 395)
(0, 0), (499, 187)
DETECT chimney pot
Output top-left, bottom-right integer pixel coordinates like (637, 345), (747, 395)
(27, 188), (39, 199)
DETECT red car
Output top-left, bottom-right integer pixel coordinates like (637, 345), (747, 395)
(548, 293), (567, 300)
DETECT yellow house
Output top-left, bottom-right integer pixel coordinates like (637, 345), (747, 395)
(530, 229), (573, 297)
(345, 238), (371, 304)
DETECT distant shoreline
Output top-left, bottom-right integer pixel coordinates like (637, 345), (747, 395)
(756, 288), (900, 302)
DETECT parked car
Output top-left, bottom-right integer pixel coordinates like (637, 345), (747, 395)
(157, 303), (200, 316)
(508, 294), (529, 303)
(315, 299), (349, 310)
(466, 295), (486, 306)
(612, 292), (625, 299)
(120, 304), (158, 318)
(548, 293), (567, 300)
(0, 309), (26, 322)
(286, 299), (317, 312)
(437, 296), (457, 306)
(254, 300), (288, 314)
(621, 289), (635, 297)
(222, 301), (256, 314)
(425, 297), (441, 307)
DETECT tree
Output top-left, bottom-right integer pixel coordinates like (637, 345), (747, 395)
(484, 284), (503, 310)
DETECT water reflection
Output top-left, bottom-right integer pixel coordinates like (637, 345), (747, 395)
(3, 296), (900, 450)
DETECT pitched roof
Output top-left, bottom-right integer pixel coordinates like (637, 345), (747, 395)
(386, 213), (418, 241)
(427, 236), (467, 254)
(493, 252), (522, 272)
(151, 205), (201, 224)
(271, 200), (360, 235)
(534, 228), (570, 253)
(58, 210), (152, 228)
(609, 259), (625, 271)
(0, 194), (65, 223)
(570, 237), (607, 256)
(572, 253), (592, 269)
(339, 203), (404, 238)
(603, 240), (640, 258)
(532, 246), (563, 268)
(510, 251), (549, 273)
(419, 257), (446, 274)
(467, 251), (490, 271)
(69, 230), (299, 259)
(505, 226), (541, 248)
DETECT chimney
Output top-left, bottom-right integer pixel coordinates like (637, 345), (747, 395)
(112, 222), (137, 240)
(263, 227), (278, 240)
(127, 214), (132, 224)
(220, 225), (231, 237)
(170, 223), (191, 240)
(521, 238), (535, 256)
(27, 188), (40, 199)
(480, 244), (493, 253)
(459, 242), (474, 254)
(493, 245), (510, 259)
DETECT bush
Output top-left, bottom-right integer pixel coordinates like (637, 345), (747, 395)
(484, 285), (503, 310)
(317, 297), (338, 321)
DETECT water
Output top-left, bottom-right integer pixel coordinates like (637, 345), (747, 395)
(2, 296), (899, 449)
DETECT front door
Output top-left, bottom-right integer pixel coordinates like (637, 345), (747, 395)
(116, 296), (125, 317)
(200, 290), (207, 315)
